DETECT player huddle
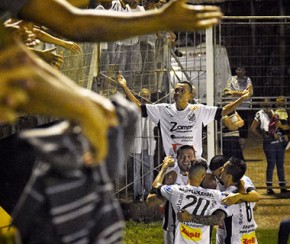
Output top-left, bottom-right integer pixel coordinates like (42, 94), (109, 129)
(147, 148), (259, 244)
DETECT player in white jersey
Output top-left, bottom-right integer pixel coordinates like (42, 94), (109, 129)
(217, 158), (258, 244)
(147, 145), (196, 244)
(179, 157), (259, 244)
(149, 159), (229, 244)
(117, 79), (251, 158)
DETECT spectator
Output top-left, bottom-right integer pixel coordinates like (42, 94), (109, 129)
(119, 79), (251, 158)
(221, 110), (245, 161)
(117, 74), (156, 202)
(272, 96), (290, 150)
(223, 66), (253, 151)
(250, 98), (289, 194)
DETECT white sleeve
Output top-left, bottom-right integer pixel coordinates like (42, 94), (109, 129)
(145, 104), (164, 125)
(197, 104), (218, 126)
(160, 185), (175, 202)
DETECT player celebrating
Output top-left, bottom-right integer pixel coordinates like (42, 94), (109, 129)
(117, 77), (251, 158)
(149, 159), (229, 243)
(178, 157), (259, 244)
(147, 145), (196, 244)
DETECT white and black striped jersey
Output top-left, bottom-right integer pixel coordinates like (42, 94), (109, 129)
(142, 103), (219, 158)
(159, 184), (228, 244)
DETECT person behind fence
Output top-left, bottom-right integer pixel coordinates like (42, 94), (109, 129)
(117, 73), (156, 202)
(250, 98), (289, 194)
(223, 66), (253, 151)
(147, 145), (196, 244)
(131, 80), (251, 158)
(272, 96), (290, 150)
(221, 109), (245, 161)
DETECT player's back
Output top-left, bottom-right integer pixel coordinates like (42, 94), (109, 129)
(162, 185), (227, 244)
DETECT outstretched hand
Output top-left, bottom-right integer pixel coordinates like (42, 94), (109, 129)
(0, 35), (116, 163)
(161, 1), (223, 32)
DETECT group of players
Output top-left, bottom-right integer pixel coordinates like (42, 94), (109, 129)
(117, 72), (257, 243)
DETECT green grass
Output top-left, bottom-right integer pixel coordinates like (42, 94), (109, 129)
(123, 221), (282, 244)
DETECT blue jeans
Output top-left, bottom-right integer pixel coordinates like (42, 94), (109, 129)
(133, 149), (154, 200)
(263, 137), (286, 188)
(278, 218), (290, 244)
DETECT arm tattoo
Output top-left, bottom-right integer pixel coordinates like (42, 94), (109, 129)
(191, 210), (226, 226)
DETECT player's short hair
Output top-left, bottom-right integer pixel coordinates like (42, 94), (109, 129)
(188, 158), (208, 178)
(209, 155), (228, 171)
(176, 145), (195, 158)
(226, 157), (247, 183)
(177, 81), (193, 94)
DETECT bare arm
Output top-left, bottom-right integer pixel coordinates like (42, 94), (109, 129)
(117, 74), (141, 108)
(19, 0), (222, 42)
(33, 28), (81, 54)
(250, 119), (262, 137)
(147, 156), (176, 207)
(221, 190), (259, 206)
(177, 209), (226, 226)
(222, 90), (251, 116)
(0, 27), (117, 163)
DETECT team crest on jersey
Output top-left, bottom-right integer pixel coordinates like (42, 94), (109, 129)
(165, 185), (173, 193)
(241, 232), (256, 244)
(180, 224), (202, 241)
(188, 113), (195, 122)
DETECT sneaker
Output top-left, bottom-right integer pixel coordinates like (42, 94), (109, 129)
(280, 189), (290, 194)
(267, 189), (275, 195)
(286, 142), (290, 150)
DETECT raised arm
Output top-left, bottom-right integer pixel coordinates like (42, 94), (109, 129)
(117, 74), (141, 108)
(146, 156), (175, 207)
(222, 90), (251, 116)
(19, 0), (222, 42)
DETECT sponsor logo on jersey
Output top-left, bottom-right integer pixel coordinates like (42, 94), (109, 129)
(170, 122), (193, 132)
(180, 224), (202, 241)
(241, 232), (256, 244)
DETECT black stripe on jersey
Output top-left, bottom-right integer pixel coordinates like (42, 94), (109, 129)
(215, 108), (223, 121)
(141, 105), (148, 117)
(224, 216), (233, 244)
(163, 201), (170, 230)
(246, 187), (256, 193)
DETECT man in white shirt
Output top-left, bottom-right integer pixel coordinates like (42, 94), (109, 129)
(118, 77), (251, 158)
(147, 145), (196, 244)
(178, 157), (259, 244)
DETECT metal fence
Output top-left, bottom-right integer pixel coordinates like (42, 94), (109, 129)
(2, 16), (290, 199)
(52, 16), (290, 195)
